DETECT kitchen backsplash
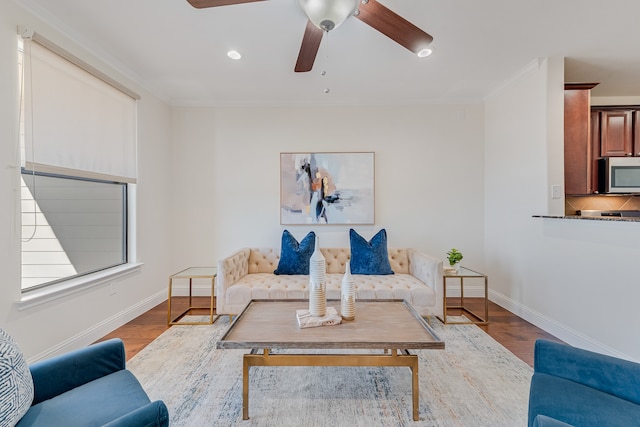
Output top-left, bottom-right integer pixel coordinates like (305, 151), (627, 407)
(565, 195), (640, 215)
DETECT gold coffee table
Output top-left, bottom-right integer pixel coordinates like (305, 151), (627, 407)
(217, 299), (444, 421)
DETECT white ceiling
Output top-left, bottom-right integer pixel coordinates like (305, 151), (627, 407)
(13, 0), (640, 106)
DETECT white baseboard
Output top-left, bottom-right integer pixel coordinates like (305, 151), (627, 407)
(27, 289), (167, 364)
(489, 289), (636, 362)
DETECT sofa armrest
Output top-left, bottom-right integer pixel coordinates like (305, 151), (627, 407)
(407, 249), (443, 317)
(533, 339), (640, 405)
(217, 248), (251, 312)
(29, 338), (126, 405)
(102, 400), (169, 427)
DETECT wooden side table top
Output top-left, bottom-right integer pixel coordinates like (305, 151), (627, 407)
(444, 266), (486, 277)
(167, 266), (217, 326)
(170, 266), (217, 279)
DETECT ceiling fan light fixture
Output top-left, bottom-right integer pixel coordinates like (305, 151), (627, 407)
(227, 50), (242, 60)
(417, 47), (433, 58)
(298, 0), (360, 32)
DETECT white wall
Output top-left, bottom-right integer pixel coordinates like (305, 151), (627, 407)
(171, 105), (486, 272)
(0, 0), (173, 360)
(485, 58), (640, 361)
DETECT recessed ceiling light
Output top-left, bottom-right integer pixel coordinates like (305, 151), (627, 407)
(227, 50), (242, 60)
(417, 48), (433, 58)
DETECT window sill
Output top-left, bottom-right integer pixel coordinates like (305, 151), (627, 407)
(17, 262), (143, 310)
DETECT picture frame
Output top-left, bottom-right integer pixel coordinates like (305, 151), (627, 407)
(280, 152), (375, 225)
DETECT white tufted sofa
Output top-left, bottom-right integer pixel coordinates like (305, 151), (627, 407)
(217, 248), (443, 318)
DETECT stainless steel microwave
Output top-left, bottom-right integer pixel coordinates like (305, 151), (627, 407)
(599, 157), (640, 193)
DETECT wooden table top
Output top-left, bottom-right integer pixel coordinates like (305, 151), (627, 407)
(217, 299), (444, 350)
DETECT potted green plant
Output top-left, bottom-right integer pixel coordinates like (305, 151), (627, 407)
(446, 248), (463, 273)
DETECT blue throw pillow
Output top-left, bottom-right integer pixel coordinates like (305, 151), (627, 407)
(349, 229), (394, 275)
(274, 230), (316, 275)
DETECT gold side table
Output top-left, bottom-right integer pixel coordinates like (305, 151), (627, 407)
(437, 266), (488, 325)
(168, 267), (217, 326)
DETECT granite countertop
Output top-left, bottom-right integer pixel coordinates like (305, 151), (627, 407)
(533, 215), (640, 222)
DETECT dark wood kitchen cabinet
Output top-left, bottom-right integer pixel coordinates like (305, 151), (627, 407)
(564, 83), (598, 195)
(590, 110), (601, 192)
(635, 111), (640, 156)
(598, 109), (634, 156)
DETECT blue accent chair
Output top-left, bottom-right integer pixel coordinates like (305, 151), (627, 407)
(16, 338), (168, 427)
(528, 339), (640, 427)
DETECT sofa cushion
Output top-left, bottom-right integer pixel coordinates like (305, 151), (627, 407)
(0, 328), (34, 427)
(224, 273), (434, 310)
(16, 370), (151, 427)
(274, 230), (316, 275)
(216, 246), (443, 317)
(349, 229), (394, 275)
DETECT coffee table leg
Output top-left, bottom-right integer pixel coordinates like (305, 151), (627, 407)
(240, 351), (421, 421)
(243, 355), (250, 420)
(411, 357), (419, 421)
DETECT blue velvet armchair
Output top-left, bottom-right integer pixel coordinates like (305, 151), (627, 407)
(16, 338), (168, 427)
(528, 339), (640, 427)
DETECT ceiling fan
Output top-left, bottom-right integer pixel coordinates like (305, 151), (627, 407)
(186, 0), (434, 72)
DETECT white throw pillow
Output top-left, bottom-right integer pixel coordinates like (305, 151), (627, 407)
(0, 328), (34, 427)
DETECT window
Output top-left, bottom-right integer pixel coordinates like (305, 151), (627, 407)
(21, 173), (127, 291)
(18, 30), (140, 293)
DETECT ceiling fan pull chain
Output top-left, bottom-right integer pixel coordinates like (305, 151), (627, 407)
(322, 31), (330, 94)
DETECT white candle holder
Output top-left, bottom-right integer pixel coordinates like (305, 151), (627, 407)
(309, 237), (326, 317)
(341, 261), (355, 321)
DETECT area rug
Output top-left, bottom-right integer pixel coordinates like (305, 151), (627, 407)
(127, 316), (533, 426)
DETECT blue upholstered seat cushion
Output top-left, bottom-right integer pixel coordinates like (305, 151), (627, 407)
(529, 372), (640, 427)
(16, 370), (152, 427)
(0, 328), (34, 427)
(274, 230), (316, 275)
(349, 229), (394, 275)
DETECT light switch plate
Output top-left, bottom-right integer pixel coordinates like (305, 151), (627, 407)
(551, 185), (561, 199)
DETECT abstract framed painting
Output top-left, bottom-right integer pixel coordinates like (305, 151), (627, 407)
(280, 152), (375, 225)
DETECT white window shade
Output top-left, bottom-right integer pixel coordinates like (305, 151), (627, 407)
(23, 36), (138, 183)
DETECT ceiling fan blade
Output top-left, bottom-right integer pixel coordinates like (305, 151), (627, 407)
(355, 0), (433, 54)
(186, 0), (266, 9)
(295, 20), (324, 73)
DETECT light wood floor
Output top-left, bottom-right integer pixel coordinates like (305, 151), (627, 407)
(98, 297), (561, 367)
